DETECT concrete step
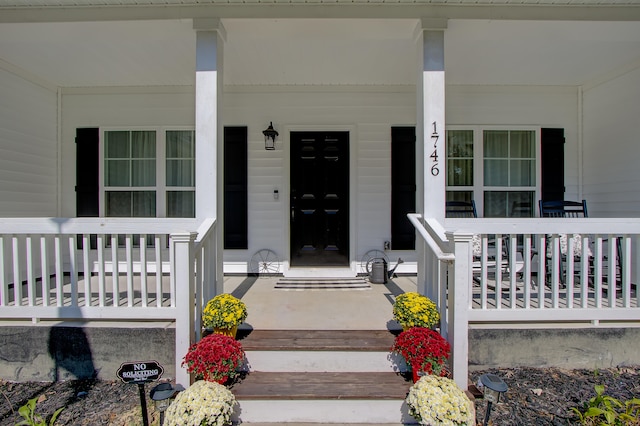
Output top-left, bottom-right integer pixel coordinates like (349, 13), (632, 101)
(231, 330), (416, 423)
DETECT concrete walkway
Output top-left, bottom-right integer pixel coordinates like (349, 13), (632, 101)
(223, 275), (418, 331)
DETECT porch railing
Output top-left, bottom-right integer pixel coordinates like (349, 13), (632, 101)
(0, 217), (218, 387)
(409, 214), (640, 390)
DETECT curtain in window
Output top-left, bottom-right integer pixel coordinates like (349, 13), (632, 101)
(131, 131), (156, 187)
(166, 131), (195, 187)
(447, 130), (474, 186)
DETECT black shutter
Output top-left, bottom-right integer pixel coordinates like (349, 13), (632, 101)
(75, 128), (99, 217)
(391, 127), (416, 250)
(224, 127), (248, 249)
(541, 128), (565, 202)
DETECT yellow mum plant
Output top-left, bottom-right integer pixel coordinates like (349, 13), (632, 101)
(392, 292), (439, 329)
(202, 294), (248, 330)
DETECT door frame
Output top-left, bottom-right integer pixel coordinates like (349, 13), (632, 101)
(283, 124), (357, 274)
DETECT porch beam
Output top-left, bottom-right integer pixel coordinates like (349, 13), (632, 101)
(3, 5), (640, 24)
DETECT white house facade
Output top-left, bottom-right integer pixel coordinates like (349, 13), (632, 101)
(1, 0), (640, 394)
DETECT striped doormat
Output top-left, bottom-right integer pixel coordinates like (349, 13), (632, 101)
(274, 277), (371, 291)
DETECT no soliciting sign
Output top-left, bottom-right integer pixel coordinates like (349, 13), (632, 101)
(116, 360), (164, 384)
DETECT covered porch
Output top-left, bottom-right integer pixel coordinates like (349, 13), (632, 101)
(0, 217), (639, 391)
(1, 0), (640, 400)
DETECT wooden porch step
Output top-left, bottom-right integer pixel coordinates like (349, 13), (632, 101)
(238, 329), (399, 352)
(231, 371), (411, 400)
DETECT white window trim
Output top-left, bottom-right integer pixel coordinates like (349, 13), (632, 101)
(446, 125), (541, 216)
(99, 126), (195, 218)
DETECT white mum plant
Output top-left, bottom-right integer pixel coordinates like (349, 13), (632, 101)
(406, 375), (475, 426)
(164, 380), (236, 426)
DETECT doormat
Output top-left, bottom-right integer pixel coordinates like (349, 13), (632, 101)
(274, 277), (371, 291)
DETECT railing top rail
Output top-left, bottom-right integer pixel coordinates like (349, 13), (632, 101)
(445, 217), (640, 235)
(408, 214), (455, 262)
(0, 217), (200, 235)
(194, 218), (217, 251)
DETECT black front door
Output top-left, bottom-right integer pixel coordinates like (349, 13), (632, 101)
(290, 131), (349, 266)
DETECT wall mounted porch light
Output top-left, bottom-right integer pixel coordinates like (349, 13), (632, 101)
(262, 122), (279, 150)
(478, 373), (508, 426)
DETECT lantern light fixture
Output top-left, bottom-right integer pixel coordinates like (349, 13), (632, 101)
(262, 122), (279, 150)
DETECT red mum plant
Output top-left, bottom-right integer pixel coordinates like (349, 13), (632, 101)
(182, 333), (246, 384)
(391, 327), (450, 377)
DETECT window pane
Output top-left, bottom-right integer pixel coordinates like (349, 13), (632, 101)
(132, 159), (156, 186)
(105, 131), (129, 158)
(485, 191), (534, 217)
(484, 191), (507, 217)
(167, 160), (194, 187)
(447, 130), (473, 157)
(167, 131), (195, 158)
(484, 159), (509, 186)
(167, 191), (195, 218)
(510, 131), (535, 158)
(447, 159), (473, 186)
(105, 191), (132, 217)
(509, 192), (534, 217)
(167, 131), (195, 187)
(484, 131), (508, 158)
(510, 159), (535, 186)
(446, 191), (473, 203)
(132, 191), (156, 217)
(105, 160), (130, 186)
(131, 131), (156, 158)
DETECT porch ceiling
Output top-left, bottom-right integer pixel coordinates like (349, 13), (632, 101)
(0, 18), (639, 88)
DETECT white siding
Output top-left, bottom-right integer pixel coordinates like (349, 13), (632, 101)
(60, 84), (584, 270)
(0, 69), (58, 216)
(60, 88), (196, 218)
(446, 85), (581, 202)
(583, 67), (640, 218)
(223, 88), (416, 269)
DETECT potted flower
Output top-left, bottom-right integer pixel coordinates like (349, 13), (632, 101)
(182, 333), (246, 384)
(202, 293), (248, 338)
(164, 380), (236, 426)
(406, 375), (475, 426)
(391, 327), (450, 382)
(392, 292), (439, 330)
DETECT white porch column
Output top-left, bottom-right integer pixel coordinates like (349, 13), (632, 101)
(194, 19), (226, 294)
(418, 19), (447, 223)
(416, 20), (447, 296)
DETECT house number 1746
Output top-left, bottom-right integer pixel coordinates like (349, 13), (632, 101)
(430, 121), (440, 176)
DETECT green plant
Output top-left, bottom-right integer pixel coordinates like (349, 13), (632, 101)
(163, 380), (236, 426)
(406, 375), (475, 426)
(15, 396), (64, 426)
(392, 292), (439, 329)
(571, 384), (640, 425)
(202, 293), (248, 330)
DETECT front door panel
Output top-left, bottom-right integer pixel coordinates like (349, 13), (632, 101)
(290, 132), (349, 266)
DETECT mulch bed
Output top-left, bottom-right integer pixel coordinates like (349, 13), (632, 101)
(0, 366), (638, 425)
(472, 367), (639, 425)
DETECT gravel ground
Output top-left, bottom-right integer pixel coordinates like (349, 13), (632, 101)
(0, 367), (638, 425)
